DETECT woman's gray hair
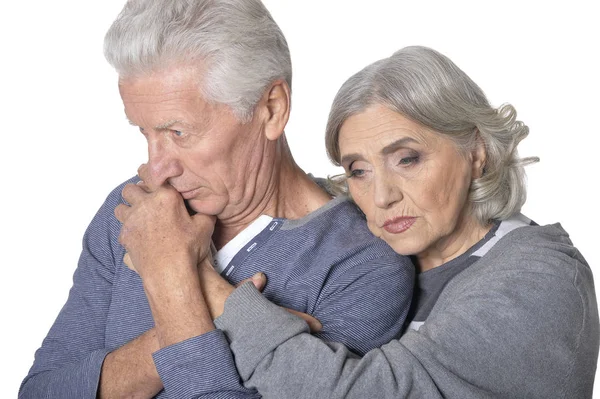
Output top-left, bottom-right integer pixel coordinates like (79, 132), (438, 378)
(326, 46), (539, 224)
(104, 0), (292, 122)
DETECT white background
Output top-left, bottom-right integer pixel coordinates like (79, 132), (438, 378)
(1, 1), (598, 397)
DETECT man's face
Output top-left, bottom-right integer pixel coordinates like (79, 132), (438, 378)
(119, 65), (267, 219)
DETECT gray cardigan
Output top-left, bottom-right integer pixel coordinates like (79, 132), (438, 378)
(215, 223), (599, 398)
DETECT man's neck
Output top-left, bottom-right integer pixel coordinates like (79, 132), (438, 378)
(212, 138), (332, 249)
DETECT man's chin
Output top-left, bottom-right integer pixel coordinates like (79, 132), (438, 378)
(185, 199), (225, 218)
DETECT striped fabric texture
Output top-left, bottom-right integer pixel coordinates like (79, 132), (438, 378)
(20, 178), (414, 398)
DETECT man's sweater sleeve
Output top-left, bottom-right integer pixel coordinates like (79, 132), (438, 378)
(19, 189), (120, 398)
(311, 253), (414, 355)
(150, 248), (413, 398)
(152, 330), (261, 398)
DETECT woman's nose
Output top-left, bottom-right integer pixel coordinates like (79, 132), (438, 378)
(372, 171), (402, 209)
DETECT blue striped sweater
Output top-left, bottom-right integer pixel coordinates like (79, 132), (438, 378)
(20, 179), (414, 398)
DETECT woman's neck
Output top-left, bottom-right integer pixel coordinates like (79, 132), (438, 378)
(416, 214), (492, 273)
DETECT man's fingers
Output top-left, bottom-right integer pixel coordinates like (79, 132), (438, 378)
(114, 203), (129, 223)
(137, 163), (148, 179)
(136, 180), (151, 192)
(285, 308), (322, 333)
(137, 163), (158, 191)
(191, 213), (217, 241)
(121, 183), (147, 204)
(123, 252), (137, 272)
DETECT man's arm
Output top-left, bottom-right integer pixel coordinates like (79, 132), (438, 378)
(98, 329), (162, 398)
(115, 182), (262, 398)
(310, 252), (414, 356)
(18, 181), (164, 399)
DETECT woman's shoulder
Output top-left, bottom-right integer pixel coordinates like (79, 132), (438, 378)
(437, 217), (595, 320)
(471, 218), (591, 290)
(495, 221), (585, 267)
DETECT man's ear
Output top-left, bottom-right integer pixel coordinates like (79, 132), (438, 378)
(262, 80), (291, 141)
(471, 129), (487, 179)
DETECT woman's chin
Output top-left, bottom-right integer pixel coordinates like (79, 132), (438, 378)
(383, 235), (423, 257)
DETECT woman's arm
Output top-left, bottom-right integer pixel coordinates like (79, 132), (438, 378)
(214, 248), (597, 399)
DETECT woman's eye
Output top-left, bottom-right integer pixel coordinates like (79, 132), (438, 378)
(348, 168), (366, 179)
(345, 160), (370, 179)
(398, 156), (419, 166)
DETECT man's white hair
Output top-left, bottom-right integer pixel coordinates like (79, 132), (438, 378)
(104, 0), (292, 122)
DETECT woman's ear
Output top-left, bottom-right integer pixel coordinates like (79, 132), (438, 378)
(471, 129), (487, 179)
(261, 80), (291, 141)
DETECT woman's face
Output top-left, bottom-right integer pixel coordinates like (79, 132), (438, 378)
(338, 105), (486, 265)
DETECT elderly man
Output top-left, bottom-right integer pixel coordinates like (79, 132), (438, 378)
(19, 1), (413, 398)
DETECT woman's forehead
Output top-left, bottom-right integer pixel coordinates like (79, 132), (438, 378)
(339, 106), (442, 152)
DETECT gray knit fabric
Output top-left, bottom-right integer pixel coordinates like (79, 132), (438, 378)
(216, 221), (599, 398)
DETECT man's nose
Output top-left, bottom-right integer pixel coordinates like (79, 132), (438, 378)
(146, 137), (183, 187)
(372, 170), (402, 209)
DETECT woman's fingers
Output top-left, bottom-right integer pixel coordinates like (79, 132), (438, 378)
(235, 273), (321, 332)
(285, 308), (323, 333)
(236, 272), (267, 291)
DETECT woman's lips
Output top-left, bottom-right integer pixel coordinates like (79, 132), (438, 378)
(382, 217), (416, 234)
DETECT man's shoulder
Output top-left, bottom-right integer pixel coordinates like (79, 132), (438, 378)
(103, 175), (140, 207)
(86, 176), (139, 233)
(273, 196), (408, 274)
(283, 196), (395, 251)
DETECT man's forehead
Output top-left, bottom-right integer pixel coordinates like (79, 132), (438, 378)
(118, 63), (206, 95)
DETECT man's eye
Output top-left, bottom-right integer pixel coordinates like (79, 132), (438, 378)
(173, 130), (184, 137)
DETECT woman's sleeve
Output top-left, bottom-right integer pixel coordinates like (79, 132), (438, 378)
(214, 283), (442, 399)
(215, 251), (596, 399)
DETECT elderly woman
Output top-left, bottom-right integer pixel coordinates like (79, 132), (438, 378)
(202, 46), (599, 398)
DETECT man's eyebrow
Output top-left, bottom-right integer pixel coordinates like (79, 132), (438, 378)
(125, 119), (186, 130)
(155, 120), (184, 130)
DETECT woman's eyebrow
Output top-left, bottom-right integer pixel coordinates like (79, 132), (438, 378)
(340, 153), (365, 167)
(341, 137), (419, 166)
(381, 137), (418, 156)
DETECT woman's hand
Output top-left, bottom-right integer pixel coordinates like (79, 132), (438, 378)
(196, 263), (322, 333)
(126, 245), (323, 333)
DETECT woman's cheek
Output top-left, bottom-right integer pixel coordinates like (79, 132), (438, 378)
(366, 219), (382, 238)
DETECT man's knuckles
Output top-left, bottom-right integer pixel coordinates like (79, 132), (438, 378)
(121, 183), (147, 202)
(114, 203), (129, 223)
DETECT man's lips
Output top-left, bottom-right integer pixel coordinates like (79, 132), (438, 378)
(179, 187), (203, 200)
(382, 217), (416, 234)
